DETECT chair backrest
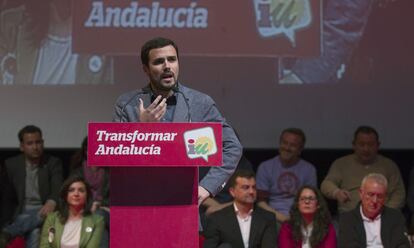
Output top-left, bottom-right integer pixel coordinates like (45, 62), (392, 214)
(6, 236), (25, 248)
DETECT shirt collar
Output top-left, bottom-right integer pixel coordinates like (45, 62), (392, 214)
(25, 159), (39, 169)
(233, 203), (253, 218)
(360, 205), (381, 222)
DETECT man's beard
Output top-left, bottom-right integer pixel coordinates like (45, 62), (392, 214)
(151, 78), (177, 93)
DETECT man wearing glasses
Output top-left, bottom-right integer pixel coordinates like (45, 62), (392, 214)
(338, 173), (410, 247)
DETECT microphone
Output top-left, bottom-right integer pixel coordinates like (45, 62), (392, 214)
(173, 85), (192, 122)
(119, 83), (191, 122)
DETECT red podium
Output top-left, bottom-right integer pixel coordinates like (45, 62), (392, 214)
(88, 123), (222, 248)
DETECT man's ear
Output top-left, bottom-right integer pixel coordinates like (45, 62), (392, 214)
(359, 188), (364, 200)
(143, 65), (149, 75)
(229, 187), (235, 198)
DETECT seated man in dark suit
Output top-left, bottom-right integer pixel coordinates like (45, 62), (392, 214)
(0, 125), (63, 248)
(338, 173), (410, 248)
(204, 170), (278, 248)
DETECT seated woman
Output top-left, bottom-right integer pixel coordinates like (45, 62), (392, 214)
(69, 137), (109, 248)
(40, 176), (104, 248)
(70, 137), (109, 214)
(278, 186), (336, 248)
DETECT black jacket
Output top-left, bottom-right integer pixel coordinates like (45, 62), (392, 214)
(338, 204), (410, 248)
(204, 204), (278, 248)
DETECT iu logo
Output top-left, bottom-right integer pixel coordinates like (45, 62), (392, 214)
(253, 0), (312, 46)
(184, 127), (217, 162)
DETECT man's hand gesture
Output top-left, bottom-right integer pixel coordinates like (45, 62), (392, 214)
(138, 95), (167, 122)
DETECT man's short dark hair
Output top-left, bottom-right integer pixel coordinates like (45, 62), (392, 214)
(353, 125), (379, 143)
(18, 125), (42, 142)
(280, 128), (306, 146)
(140, 37), (179, 66)
(228, 170), (256, 188)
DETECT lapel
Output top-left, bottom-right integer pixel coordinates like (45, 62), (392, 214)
(141, 85), (152, 112)
(172, 84), (190, 122)
(54, 217), (65, 248)
(249, 209), (261, 247)
(380, 207), (388, 246)
(15, 155), (26, 199)
(227, 206), (246, 248)
(79, 215), (95, 247)
(355, 206), (367, 243)
(37, 157), (48, 200)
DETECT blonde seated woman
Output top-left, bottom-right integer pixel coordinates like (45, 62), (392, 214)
(40, 176), (104, 248)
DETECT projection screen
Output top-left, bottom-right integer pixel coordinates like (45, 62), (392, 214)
(0, 0), (413, 149)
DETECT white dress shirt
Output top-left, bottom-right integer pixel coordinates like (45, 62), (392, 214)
(301, 223), (313, 248)
(234, 203), (253, 248)
(360, 206), (383, 248)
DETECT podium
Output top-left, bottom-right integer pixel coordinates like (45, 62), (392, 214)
(88, 123), (222, 248)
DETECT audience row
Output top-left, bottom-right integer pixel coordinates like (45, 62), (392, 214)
(0, 126), (108, 248)
(203, 170), (410, 247)
(202, 126), (414, 247)
(1, 124), (414, 247)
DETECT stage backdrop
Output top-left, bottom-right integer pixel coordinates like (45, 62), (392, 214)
(0, 0), (413, 149)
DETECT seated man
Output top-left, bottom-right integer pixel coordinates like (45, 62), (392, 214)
(201, 154), (255, 217)
(0, 125), (63, 248)
(321, 126), (405, 214)
(204, 170), (278, 248)
(256, 128), (317, 222)
(338, 173), (410, 247)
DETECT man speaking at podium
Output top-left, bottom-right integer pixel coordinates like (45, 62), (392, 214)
(113, 37), (242, 208)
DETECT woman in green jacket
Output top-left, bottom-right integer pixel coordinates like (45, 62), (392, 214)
(40, 176), (104, 248)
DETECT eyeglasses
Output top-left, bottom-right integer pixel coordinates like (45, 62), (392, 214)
(364, 192), (385, 201)
(299, 196), (317, 202)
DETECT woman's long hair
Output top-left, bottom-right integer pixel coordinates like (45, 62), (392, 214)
(288, 185), (331, 248)
(58, 175), (93, 224)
